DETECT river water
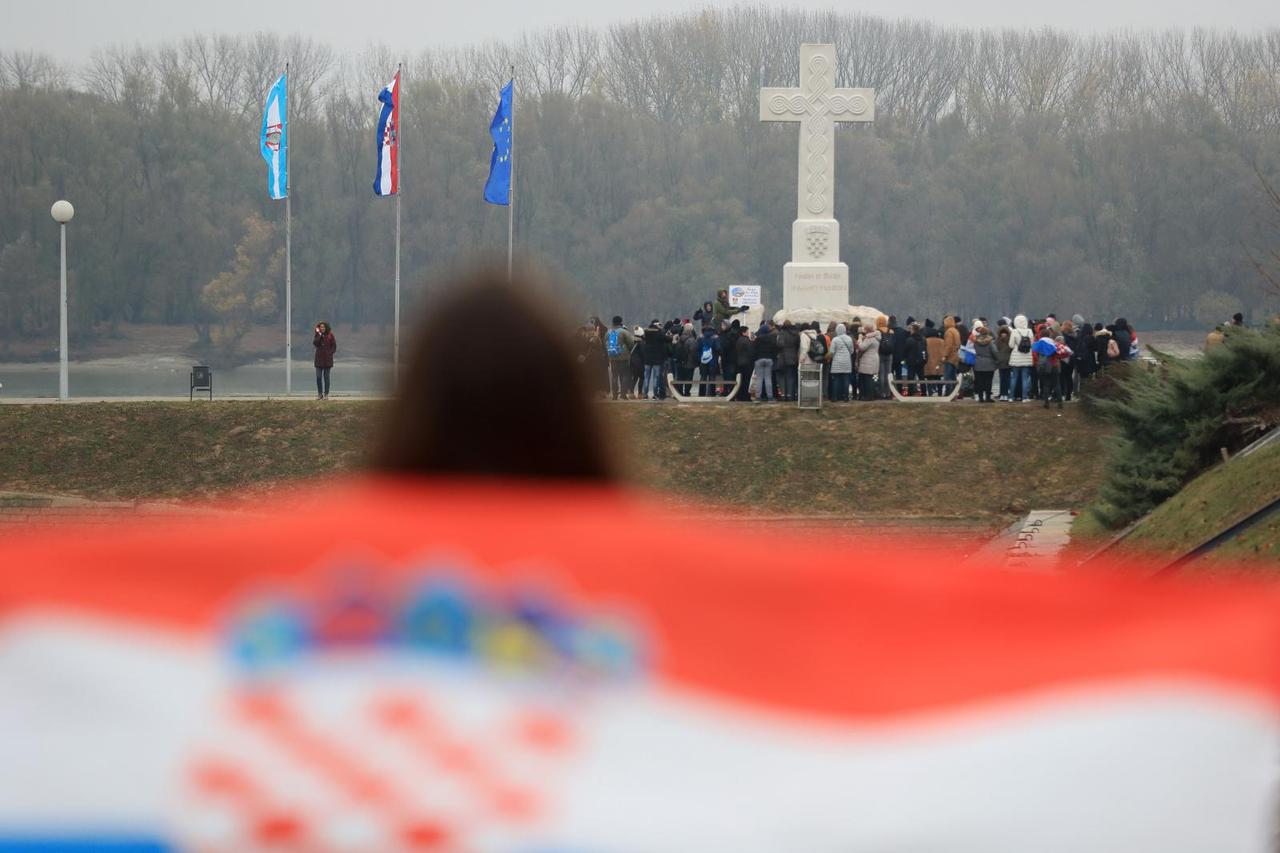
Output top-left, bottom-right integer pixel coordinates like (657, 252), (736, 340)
(0, 355), (392, 398)
(0, 331), (1205, 399)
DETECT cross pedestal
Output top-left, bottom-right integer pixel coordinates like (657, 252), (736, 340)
(760, 44), (875, 315)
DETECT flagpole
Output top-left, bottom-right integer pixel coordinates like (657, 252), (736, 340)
(394, 62), (403, 385)
(284, 61), (293, 396)
(507, 64), (515, 281)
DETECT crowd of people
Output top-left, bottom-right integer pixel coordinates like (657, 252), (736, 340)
(574, 290), (1151, 407)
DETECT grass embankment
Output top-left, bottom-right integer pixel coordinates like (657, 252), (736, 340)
(1074, 443), (1280, 572)
(0, 402), (1110, 523)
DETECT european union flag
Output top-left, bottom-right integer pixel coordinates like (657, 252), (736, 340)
(483, 79), (513, 206)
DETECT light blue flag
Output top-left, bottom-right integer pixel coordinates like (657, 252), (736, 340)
(483, 80), (513, 206)
(260, 73), (288, 200)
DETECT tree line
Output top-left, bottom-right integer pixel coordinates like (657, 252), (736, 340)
(1, 8), (1279, 355)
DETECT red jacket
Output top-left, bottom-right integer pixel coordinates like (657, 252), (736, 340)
(313, 331), (337, 368)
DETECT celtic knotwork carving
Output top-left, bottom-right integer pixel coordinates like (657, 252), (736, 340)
(769, 93), (818, 116)
(825, 93), (869, 116)
(759, 46), (876, 223)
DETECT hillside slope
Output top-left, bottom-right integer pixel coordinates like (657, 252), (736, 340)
(0, 402), (1110, 523)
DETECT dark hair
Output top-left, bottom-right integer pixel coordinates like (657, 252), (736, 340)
(611, 315), (623, 326)
(374, 267), (616, 482)
(317, 321), (331, 334)
(1233, 312), (1245, 324)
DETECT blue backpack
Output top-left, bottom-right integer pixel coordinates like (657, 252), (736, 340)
(606, 328), (626, 357)
(699, 337), (715, 365)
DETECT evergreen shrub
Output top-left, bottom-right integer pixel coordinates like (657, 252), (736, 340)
(1084, 325), (1280, 529)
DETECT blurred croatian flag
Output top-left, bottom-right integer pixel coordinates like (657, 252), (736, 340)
(483, 79), (513, 205)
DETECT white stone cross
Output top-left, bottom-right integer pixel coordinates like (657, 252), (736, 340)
(759, 44), (874, 222)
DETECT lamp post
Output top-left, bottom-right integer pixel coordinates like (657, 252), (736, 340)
(50, 200), (74, 400)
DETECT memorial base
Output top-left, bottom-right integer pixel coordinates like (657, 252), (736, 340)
(783, 262), (849, 313)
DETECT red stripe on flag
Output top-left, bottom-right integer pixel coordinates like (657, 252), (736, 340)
(2, 476), (1279, 719)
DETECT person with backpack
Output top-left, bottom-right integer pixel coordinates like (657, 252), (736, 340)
(876, 315), (894, 399)
(605, 316), (635, 400)
(722, 320), (742, 397)
(775, 320), (801, 402)
(1008, 314), (1034, 402)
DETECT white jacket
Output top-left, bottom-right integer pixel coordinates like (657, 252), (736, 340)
(830, 324), (855, 373)
(1009, 315), (1034, 367)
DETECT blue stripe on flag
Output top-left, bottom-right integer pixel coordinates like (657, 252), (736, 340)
(0, 837), (173, 852)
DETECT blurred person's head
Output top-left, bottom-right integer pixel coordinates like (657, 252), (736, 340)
(375, 266), (616, 482)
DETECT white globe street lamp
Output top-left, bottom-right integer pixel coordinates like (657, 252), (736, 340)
(51, 200), (74, 400)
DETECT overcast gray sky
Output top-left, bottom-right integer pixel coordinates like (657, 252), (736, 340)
(1, 0), (1276, 61)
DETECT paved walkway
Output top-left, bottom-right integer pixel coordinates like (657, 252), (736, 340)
(0, 491), (245, 533)
(0, 395), (389, 404)
(963, 509), (1076, 571)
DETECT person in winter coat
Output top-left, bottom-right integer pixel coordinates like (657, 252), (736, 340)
(604, 316), (635, 400)
(641, 322), (667, 400)
(692, 301), (715, 333)
(629, 327), (646, 397)
(752, 322), (779, 402)
(696, 325), (721, 397)
(674, 323), (698, 397)
(712, 289), (744, 328)
(995, 318), (1013, 400)
(1094, 324), (1115, 368)
(775, 320), (801, 401)
(1113, 318), (1134, 360)
(734, 327), (756, 401)
(856, 324), (881, 402)
(954, 316), (970, 353)
(971, 325), (999, 403)
(828, 323), (855, 401)
(875, 315), (893, 399)
(941, 316), (962, 395)
(1057, 321), (1076, 402)
(1035, 328), (1065, 410)
(799, 323), (820, 366)
(577, 323), (608, 399)
(721, 320), (741, 396)
(904, 323), (927, 396)
(923, 320), (945, 396)
(313, 321), (337, 399)
(891, 315), (910, 381)
(1074, 321), (1097, 387)
(1007, 314), (1034, 402)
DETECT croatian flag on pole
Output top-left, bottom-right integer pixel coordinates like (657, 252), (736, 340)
(483, 79), (513, 205)
(2, 480), (1280, 851)
(373, 71), (400, 197)
(260, 72), (288, 200)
